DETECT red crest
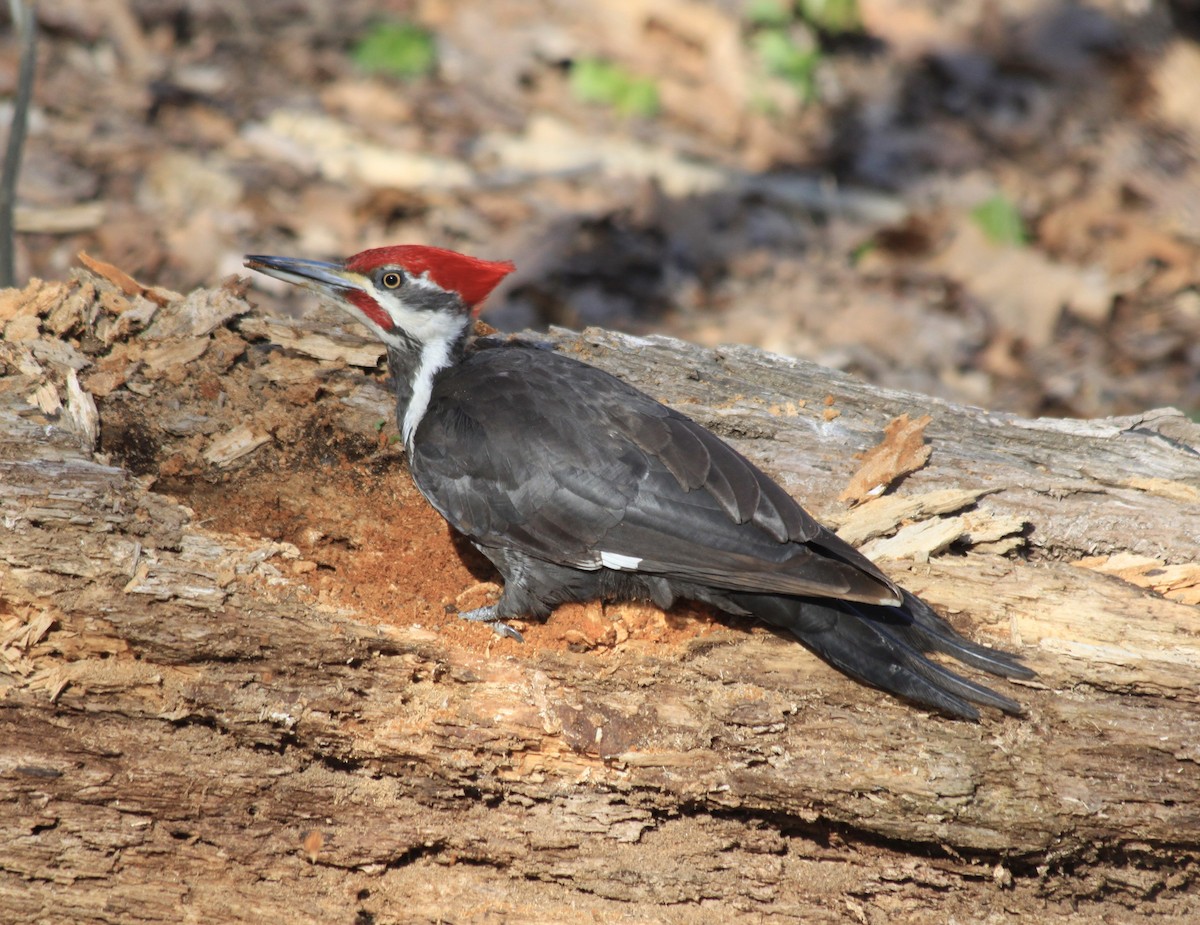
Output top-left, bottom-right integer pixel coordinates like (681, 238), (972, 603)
(345, 245), (515, 311)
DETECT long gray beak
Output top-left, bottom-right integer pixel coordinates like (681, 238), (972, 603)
(244, 254), (365, 295)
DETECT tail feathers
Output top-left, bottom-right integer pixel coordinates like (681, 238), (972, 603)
(885, 590), (1035, 681)
(730, 592), (1030, 720)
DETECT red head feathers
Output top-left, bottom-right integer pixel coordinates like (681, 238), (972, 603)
(345, 245), (515, 312)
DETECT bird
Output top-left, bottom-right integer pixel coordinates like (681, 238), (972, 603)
(245, 244), (1033, 720)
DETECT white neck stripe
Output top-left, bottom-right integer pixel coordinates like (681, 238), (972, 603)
(402, 337), (453, 448)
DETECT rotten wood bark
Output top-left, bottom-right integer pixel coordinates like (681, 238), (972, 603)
(2, 273), (1199, 923)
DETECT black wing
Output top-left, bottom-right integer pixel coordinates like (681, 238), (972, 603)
(409, 343), (900, 605)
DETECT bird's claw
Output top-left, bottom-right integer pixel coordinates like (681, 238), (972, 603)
(456, 604), (525, 643)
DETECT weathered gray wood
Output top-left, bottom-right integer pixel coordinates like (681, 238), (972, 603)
(550, 327), (1200, 558)
(2, 276), (1199, 923)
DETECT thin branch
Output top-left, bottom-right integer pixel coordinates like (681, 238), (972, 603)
(0, 0), (38, 288)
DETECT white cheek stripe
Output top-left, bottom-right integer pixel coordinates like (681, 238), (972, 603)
(600, 551), (643, 570)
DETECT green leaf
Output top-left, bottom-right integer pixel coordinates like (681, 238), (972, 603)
(747, 0), (794, 27)
(850, 238), (877, 265)
(799, 0), (861, 33)
(570, 59), (659, 118)
(352, 21), (436, 79)
(754, 29), (820, 96)
(971, 195), (1028, 247)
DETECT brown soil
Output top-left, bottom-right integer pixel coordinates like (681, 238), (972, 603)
(168, 446), (730, 659)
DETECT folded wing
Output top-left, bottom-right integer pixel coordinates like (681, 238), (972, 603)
(412, 345), (900, 605)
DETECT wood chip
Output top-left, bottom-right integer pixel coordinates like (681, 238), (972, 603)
(1073, 553), (1200, 605)
(1122, 477), (1200, 504)
(972, 535), (1028, 556)
(203, 424), (271, 467)
(301, 830), (324, 863)
(82, 344), (135, 397)
(140, 337), (210, 377)
(240, 316), (385, 368)
(44, 281), (98, 336)
(838, 413), (933, 506)
(256, 351), (321, 386)
(144, 284), (249, 340)
(832, 487), (998, 545)
(27, 381), (61, 416)
(95, 295), (159, 345)
(3, 313), (40, 341)
(78, 251), (143, 296)
(77, 251), (182, 306)
(0, 340), (43, 377)
(0, 279), (68, 325)
(30, 336), (90, 371)
(860, 516), (964, 562)
(0, 607), (56, 677)
(28, 665), (71, 702)
(66, 369), (99, 450)
(861, 509), (1027, 562)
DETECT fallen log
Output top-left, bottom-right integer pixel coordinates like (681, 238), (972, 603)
(2, 272), (1198, 923)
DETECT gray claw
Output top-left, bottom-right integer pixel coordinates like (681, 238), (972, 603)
(457, 604), (525, 642)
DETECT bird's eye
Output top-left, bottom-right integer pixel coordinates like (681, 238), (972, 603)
(380, 271), (403, 289)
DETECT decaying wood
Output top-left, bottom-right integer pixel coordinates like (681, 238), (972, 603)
(2, 273), (1199, 923)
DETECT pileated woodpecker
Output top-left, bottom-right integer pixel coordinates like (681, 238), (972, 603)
(245, 245), (1032, 719)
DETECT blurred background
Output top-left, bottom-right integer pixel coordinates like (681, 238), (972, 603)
(5, 0), (1199, 418)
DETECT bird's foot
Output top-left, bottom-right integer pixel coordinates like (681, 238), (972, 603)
(456, 604), (524, 642)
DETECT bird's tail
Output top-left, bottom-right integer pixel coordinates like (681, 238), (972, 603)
(728, 589), (1034, 720)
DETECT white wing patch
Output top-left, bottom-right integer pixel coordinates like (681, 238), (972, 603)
(600, 551), (643, 571)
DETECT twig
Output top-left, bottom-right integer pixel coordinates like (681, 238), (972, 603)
(0, 0), (38, 288)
